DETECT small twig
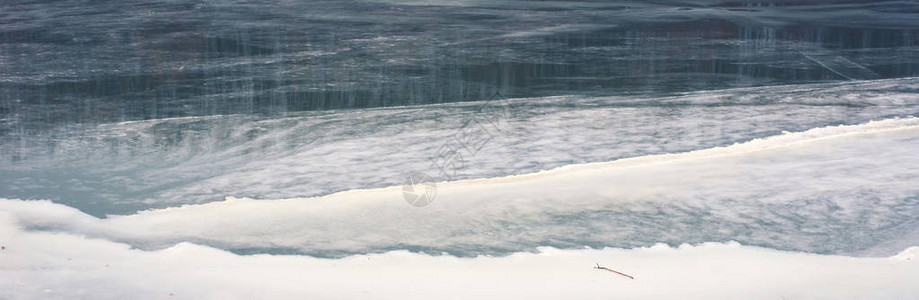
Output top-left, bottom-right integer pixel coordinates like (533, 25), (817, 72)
(594, 263), (634, 279)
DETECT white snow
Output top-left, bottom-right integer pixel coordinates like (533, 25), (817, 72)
(1, 215), (916, 299)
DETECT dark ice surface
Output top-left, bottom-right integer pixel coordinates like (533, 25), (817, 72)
(2, 0), (916, 129)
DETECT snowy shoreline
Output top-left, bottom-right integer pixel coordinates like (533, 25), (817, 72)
(1, 217), (916, 300)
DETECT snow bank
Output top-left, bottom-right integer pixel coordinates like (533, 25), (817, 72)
(0, 214), (916, 299)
